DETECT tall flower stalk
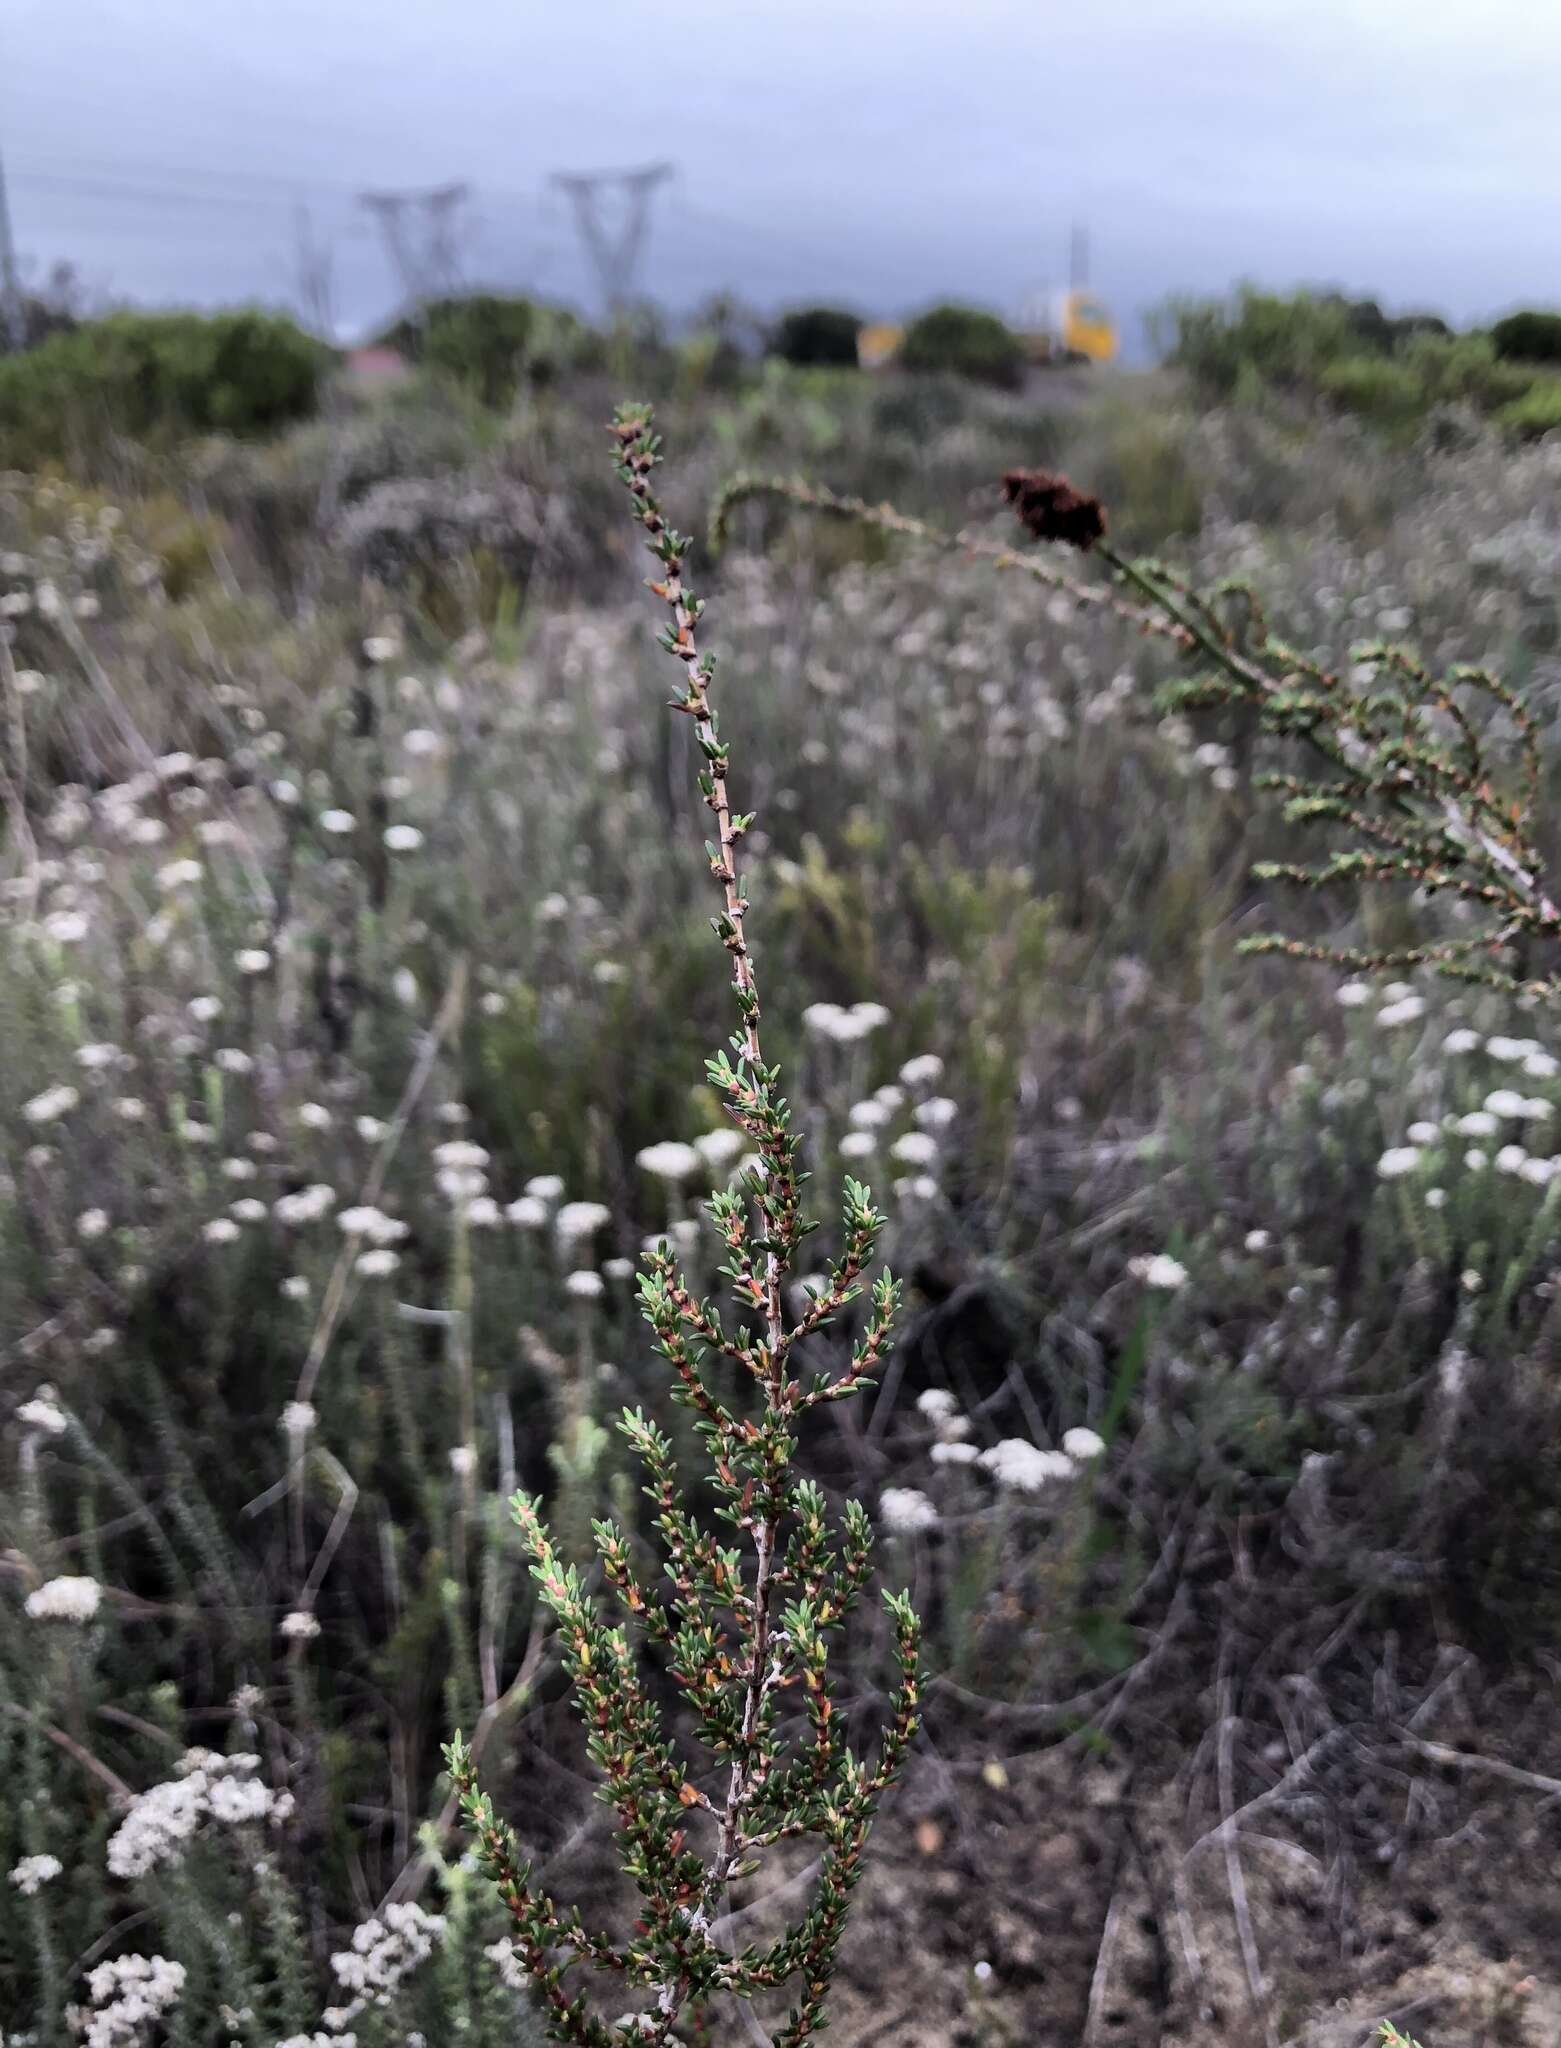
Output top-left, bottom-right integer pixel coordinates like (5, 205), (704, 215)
(446, 407), (921, 2047)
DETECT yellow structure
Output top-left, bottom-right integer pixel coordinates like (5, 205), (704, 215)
(856, 321), (904, 371)
(1018, 289), (1119, 365)
(854, 293), (1118, 372)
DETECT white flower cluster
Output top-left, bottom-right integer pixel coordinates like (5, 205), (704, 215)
(337, 1205), (408, 1246)
(635, 1140), (701, 1184)
(878, 1485), (940, 1534)
(556, 1198), (611, 1242)
(976, 1439), (1077, 1492)
(431, 1138), (500, 1226)
(22, 1083), (79, 1124)
(693, 1127), (744, 1172)
(17, 1386), (67, 1435)
(484, 1936), (528, 1991)
(1378, 1067), (1561, 1191)
(1129, 1252), (1187, 1291)
(325, 1902), (447, 2025)
(8, 1851), (63, 1894)
(106, 1749), (294, 1879)
(25, 1574), (103, 1622)
(802, 1000), (890, 1044)
(912, 1386), (1105, 1497)
(275, 1184), (336, 1227)
(70, 1955), (186, 2048)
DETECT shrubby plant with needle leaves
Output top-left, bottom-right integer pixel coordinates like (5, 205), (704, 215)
(712, 465), (1561, 998)
(445, 408), (922, 2047)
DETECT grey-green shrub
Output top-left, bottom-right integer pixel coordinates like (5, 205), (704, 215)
(899, 302), (1026, 389)
(0, 309), (325, 468)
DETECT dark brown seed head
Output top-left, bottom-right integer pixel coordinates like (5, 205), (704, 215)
(1002, 468), (1107, 552)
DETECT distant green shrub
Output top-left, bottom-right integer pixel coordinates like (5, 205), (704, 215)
(397, 294), (600, 407)
(1496, 375), (1561, 439)
(1400, 331), (1533, 411)
(1318, 354), (1428, 432)
(1491, 308), (1561, 365)
(0, 309), (324, 468)
(1164, 287), (1358, 397)
(899, 302), (1025, 388)
(770, 304), (863, 367)
(1168, 286), (1540, 437)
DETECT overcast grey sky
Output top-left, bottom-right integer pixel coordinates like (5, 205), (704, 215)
(4, 0), (1560, 349)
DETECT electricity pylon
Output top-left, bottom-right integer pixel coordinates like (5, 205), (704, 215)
(549, 161), (672, 318)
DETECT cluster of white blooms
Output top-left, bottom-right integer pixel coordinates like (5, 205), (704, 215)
(275, 1184), (336, 1227)
(74, 1041), (125, 1072)
(555, 1200), (611, 1244)
(1062, 1427), (1106, 1461)
(878, 1486), (940, 1535)
(802, 1000), (891, 1045)
(432, 1138), (498, 1223)
(1377, 1147), (1423, 1181)
(280, 1610), (321, 1641)
(336, 1206), (408, 1246)
(17, 1387), (67, 1435)
(483, 1937), (528, 1991)
(1375, 993), (1425, 1029)
(72, 1955), (186, 2048)
(325, 1903), (447, 2023)
(915, 1096), (958, 1131)
(22, 1083), (79, 1124)
(566, 1269), (605, 1302)
(1129, 1252), (1187, 1291)
(692, 1126), (745, 1172)
(915, 1386), (976, 1465)
(899, 1052), (944, 1089)
(635, 1140), (702, 1184)
(25, 1574), (103, 1622)
(279, 1401), (317, 1437)
(8, 1852), (63, 1894)
(978, 1439), (1078, 1493)
(889, 1131), (937, 1169)
(106, 1749), (294, 1878)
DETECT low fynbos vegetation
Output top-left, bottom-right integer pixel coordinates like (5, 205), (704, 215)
(4, 337), (1561, 2044)
(0, 310), (326, 468)
(1165, 282), (1561, 439)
